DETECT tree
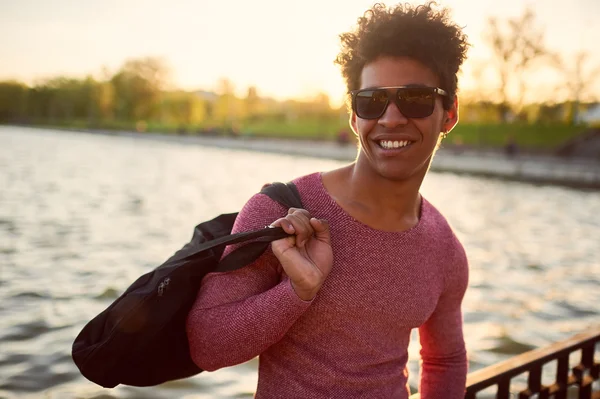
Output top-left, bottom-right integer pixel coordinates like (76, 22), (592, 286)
(313, 92), (334, 122)
(553, 51), (600, 125)
(484, 8), (548, 121)
(162, 91), (206, 126)
(213, 78), (237, 125)
(245, 86), (259, 121)
(0, 81), (28, 122)
(31, 77), (94, 121)
(95, 80), (115, 121)
(110, 57), (171, 121)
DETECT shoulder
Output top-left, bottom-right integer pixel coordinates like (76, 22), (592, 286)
(421, 197), (469, 279)
(290, 172), (322, 196)
(421, 198), (463, 246)
(232, 172), (321, 234)
(232, 192), (287, 234)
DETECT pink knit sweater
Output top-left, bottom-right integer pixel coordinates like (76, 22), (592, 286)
(186, 172), (469, 398)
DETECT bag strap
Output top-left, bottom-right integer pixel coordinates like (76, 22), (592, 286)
(260, 182), (303, 209)
(214, 182), (302, 272)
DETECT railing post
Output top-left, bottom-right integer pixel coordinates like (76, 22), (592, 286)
(464, 389), (476, 399)
(518, 363), (542, 398)
(497, 376), (511, 399)
(555, 355), (570, 399)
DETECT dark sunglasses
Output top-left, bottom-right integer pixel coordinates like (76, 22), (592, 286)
(350, 86), (448, 119)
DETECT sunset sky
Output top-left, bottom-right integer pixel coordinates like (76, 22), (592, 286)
(1, 0), (599, 106)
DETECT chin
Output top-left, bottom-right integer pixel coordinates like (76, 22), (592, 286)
(375, 166), (418, 182)
(383, 172), (419, 182)
(376, 159), (431, 182)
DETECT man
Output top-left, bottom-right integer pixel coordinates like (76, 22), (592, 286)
(186, 2), (470, 398)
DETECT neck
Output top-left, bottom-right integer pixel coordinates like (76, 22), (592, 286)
(323, 157), (429, 231)
(351, 164), (423, 215)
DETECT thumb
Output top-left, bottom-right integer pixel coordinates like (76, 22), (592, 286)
(310, 218), (331, 245)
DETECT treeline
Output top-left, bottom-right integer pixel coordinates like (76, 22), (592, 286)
(0, 57), (345, 138)
(0, 56), (594, 139)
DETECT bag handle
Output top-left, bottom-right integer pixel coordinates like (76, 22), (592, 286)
(214, 182), (303, 272)
(260, 182), (303, 209)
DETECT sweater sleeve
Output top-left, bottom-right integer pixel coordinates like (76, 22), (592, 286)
(418, 237), (469, 399)
(186, 192), (313, 371)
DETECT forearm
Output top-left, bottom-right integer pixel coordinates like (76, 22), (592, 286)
(418, 308), (468, 398)
(419, 237), (469, 398)
(419, 348), (467, 399)
(186, 278), (311, 371)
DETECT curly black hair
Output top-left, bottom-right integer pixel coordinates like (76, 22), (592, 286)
(335, 2), (469, 110)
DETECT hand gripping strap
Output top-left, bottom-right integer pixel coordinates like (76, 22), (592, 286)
(214, 182), (303, 273)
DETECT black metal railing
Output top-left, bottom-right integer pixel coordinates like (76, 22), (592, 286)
(410, 326), (600, 399)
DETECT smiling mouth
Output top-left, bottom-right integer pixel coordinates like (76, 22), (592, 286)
(377, 140), (414, 149)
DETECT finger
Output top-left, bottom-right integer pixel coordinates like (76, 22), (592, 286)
(286, 213), (314, 247)
(310, 218), (331, 245)
(270, 217), (295, 234)
(288, 207), (311, 218)
(287, 209), (313, 232)
(271, 235), (297, 258)
(286, 212), (312, 232)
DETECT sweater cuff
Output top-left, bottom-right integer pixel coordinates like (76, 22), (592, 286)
(283, 277), (315, 306)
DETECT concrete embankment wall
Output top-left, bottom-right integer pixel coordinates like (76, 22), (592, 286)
(115, 132), (600, 189)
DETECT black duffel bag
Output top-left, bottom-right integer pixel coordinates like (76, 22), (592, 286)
(72, 182), (302, 388)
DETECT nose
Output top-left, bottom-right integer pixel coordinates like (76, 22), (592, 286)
(377, 99), (409, 128)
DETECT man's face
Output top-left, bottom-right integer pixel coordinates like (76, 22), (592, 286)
(351, 56), (457, 182)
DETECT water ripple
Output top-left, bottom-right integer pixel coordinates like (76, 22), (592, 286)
(1, 126), (599, 398)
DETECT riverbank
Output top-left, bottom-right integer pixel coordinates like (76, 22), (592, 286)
(13, 125), (600, 189)
(109, 129), (600, 190)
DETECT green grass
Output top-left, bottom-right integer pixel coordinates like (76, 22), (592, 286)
(448, 123), (583, 149)
(240, 118), (348, 140)
(240, 119), (584, 150)
(9, 118), (587, 151)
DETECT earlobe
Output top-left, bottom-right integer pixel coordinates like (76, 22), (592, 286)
(444, 96), (459, 132)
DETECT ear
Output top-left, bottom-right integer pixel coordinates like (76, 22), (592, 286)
(443, 96), (459, 133)
(349, 111), (359, 136)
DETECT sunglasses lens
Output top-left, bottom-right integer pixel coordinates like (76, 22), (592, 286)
(397, 88), (435, 118)
(354, 87), (439, 119)
(354, 90), (388, 119)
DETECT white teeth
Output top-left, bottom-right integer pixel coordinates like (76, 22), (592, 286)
(379, 140), (411, 149)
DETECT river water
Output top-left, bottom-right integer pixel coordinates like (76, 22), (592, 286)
(1, 126), (599, 399)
